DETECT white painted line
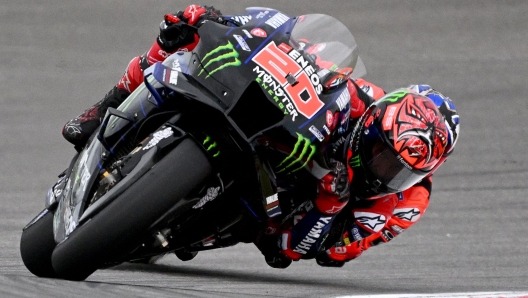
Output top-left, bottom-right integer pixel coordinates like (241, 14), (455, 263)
(335, 292), (528, 298)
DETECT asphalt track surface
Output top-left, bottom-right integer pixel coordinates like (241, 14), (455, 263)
(1, 1), (528, 297)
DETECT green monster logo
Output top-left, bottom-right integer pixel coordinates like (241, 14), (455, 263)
(276, 133), (316, 174)
(198, 41), (241, 78)
(203, 135), (220, 158)
(349, 155), (361, 168)
(378, 90), (410, 103)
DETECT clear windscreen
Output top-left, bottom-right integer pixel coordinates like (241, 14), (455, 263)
(289, 14), (366, 78)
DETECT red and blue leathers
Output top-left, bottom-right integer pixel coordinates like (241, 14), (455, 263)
(277, 79), (442, 265)
(318, 80), (458, 265)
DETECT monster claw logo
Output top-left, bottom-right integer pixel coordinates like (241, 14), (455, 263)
(198, 41), (241, 78)
(379, 90), (410, 104)
(349, 155), (361, 168)
(276, 133), (316, 174)
(203, 135), (220, 157)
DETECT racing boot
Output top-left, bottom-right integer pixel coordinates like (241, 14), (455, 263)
(253, 219), (293, 269)
(256, 234), (293, 269)
(62, 86), (129, 148)
(254, 200), (339, 268)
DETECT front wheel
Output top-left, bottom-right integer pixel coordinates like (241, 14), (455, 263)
(20, 209), (58, 278)
(51, 138), (212, 280)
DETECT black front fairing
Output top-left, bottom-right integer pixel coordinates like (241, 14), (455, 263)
(187, 11), (359, 177)
(99, 9), (361, 209)
(190, 12), (294, 110)
(105, 9), (362, 152)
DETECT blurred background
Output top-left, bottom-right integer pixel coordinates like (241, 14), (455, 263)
(1, 1), (527, 297)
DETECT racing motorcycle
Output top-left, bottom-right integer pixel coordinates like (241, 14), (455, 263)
(20, 8), (366, 280)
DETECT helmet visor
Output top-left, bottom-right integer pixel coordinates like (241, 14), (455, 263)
(360, 124), (427, 193)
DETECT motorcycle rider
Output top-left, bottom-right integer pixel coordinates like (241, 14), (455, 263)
(309, 83), (460, 267)
(61, 5), (459, 268)
(259, 79), (459, 268)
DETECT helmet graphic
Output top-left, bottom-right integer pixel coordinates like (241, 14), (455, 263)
(348, 89), (449, 199)
(408, 85), (460, 156)
(407, 84), (459, 156)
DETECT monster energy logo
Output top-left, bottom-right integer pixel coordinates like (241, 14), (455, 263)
(198, 41), (241, 78)
(276, 133), (316, 174)
(349, 155), (361, 168)
(203, 135), (220, 157)
(378, 90), (410, 103)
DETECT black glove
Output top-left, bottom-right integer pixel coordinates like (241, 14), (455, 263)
(321, 159), (350, 200)
(157, 5), (223, 53)
(190, 5), (223, 27)
(157, 20), (193, 52)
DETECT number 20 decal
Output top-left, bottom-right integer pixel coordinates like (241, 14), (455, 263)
(252, 42), (324, 119)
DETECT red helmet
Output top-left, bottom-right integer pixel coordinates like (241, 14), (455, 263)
(348, 89), (449, 199)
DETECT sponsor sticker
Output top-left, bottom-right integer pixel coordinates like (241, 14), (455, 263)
(250, 28), (267, 38)
(169, 70), (178, 85)
(252, 42), (324, 120)
(323, 125), (331, 135)
(255, 10), (269, 19)
(143, 127), (173, 150)
(242, 29), (253, 38)
(231, 15), (252, 25)
(233, 34), (251, 52)
(391, 225), (405, 234)
(309, 125), (324, 142)
(293, 217), (332, 254)
(193, 186), (221, 209)
(172, 59), (182, 71)
(326, 110), (334, 127)
(276, 133), (316, 174)
(265, 12), (289, 29)
(336, 90), (351, 111)
(199, 41), (241, 78)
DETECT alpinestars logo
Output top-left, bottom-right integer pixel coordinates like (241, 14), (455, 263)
(118, 72), (132, 92)
(198, 41), (241, 78)
(354, 211), (387, 232)
(393, 208), (421, 222)
(276, 133), (316, 174)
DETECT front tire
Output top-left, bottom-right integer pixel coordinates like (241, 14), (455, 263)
(51, 138), (212, 280)
(20, 210), (58, 278)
